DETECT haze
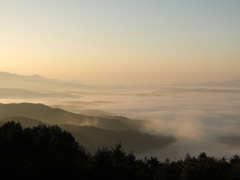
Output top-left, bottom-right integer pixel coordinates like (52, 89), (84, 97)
(0, 1), (240, 159)
(1, 0), (240, 83)
(0, 72), (240, 159)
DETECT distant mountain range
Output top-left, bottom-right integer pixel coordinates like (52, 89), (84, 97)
(0, 103), (175, 153)
(1, 71), (240, 93)
(2, 71), (240, 90)
(0, 72), (85, 90)
(175, 80), (240, 88)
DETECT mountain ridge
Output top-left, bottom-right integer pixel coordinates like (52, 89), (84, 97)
(0, 103), (144, 131)
(0, 71), (85, 90)
(0, 114), (175, 153)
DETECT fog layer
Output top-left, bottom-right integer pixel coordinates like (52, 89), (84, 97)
(1, 72), (240, 159)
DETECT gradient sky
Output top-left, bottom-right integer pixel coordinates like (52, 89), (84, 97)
(1, 0), (239, 83)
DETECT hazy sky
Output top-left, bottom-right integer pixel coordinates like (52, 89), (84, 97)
(1, 0), (239, 83)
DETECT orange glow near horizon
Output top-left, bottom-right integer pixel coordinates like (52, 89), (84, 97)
(0, 1), (239, 83)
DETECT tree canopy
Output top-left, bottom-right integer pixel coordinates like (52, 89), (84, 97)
(0, 121), (240, 180)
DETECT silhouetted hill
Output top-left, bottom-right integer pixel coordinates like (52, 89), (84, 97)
(80, 109), (111, 117)
(60, 124), (175, 153)
(200, 80), (240, 87)
(0, 121), (239, 180)
(175, 80), (240, 88)
(0, 115), (175, 153)
(0, 103), (143, 131)
(0, 72), (45, 79)
(0, 103), (85, 125)
(0, 116), (46, 127)
(0, 71), (85, 90)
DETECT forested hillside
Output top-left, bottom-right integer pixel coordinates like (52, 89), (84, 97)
(0, 103), (175, 153)
(1, 121), (240, 180)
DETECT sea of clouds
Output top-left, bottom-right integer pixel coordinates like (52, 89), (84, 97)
(2, 84), (240, 159)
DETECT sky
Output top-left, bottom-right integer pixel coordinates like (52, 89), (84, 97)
(0, 0), (240, 83)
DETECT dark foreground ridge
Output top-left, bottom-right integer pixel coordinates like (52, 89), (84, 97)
(0, 121), (240, 180)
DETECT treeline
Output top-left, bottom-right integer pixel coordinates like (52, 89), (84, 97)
(0, 121), (240, 180)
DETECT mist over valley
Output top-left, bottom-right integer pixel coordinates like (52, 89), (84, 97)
(1, 72), (240, 159)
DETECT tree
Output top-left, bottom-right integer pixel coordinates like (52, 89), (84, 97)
(0, 121), (87, 180)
